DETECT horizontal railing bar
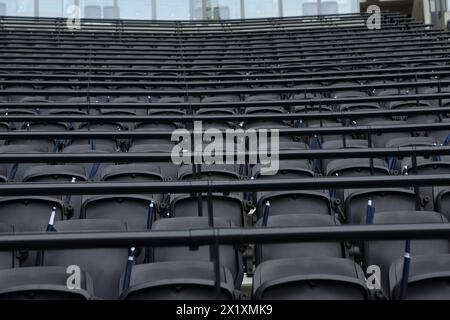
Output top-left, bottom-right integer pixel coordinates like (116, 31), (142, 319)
(0, 80), (449, 95)
(2, 49), (449, 67)
(1, 35), (448, 56)
(1, 106), (450, 123)
(0, 25), (427, 47)
(2, 34), (447, 54)
(0, 147), (449, 163)
(1, 93), (449, 107)
(0, 175), (448, 196)
(1, 67), (449, 83)
(0, 223), (449, 250)
(0, 123), (449, 138)
(2, 56), (449, 73)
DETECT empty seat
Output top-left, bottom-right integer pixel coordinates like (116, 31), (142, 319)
(150, 217), (243, 288)
(170, 194), (244, 227)
(62, 144), (116, 181)
(389, 254), (450, 300)
(255, 214), (344, 264)
(0, 267), (94, 300)
(42, 219), (129, 299)
(119, 261), (235, 300)
(256, 191), (332, 219)
(367, 120), (411, 148)
(81, 195), (156, 231)
(128, 144), (179, 180)
(22, 165), (87, 218)
(345, 188), (417, 224)
(253, 257), (369, 300)
(365, 211), (450, 294)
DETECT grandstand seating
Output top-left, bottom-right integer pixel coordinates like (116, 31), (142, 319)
(0, 11), (450, 300)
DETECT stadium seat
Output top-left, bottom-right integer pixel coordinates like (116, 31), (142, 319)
(364, 211), (450, 294)
(389, 254), (450, 300)
(0, 267), (94, 300)
(252, 257), (369, 300)
(150, 217), (244, 288)
(119, 261), (235, 300)
(41, 219), (129, 299)
(254, 214), (344, 264)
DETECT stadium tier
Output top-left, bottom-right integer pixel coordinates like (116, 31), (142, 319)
(1, 12), (450, 301)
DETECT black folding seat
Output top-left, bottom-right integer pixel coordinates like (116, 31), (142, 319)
(364, 211), (449, 294)
(132, 121), (178, 147)
(0, 196), (64, 234)
(47, 108), (88, 130)
(435, 187), (450, 221)
(81, 165), (161, 230)
(0, 196), (64, 266)
(150, 217), (243, 288)
(100, 108), (136, 116)
(201, 95), (240, 104)
(80, 194), (155, 264)
(373, 85), (408, 97)
(147, 108), (186, 117)
(366, 120), (411, 148)
(19, 96), (51, 110)
(100, 164), (164, 184)
(196, 108), (235, 130)
(255, 214), (344, 265)
(254, 186), (332, 219)
(119, 261), (235, 300)
(243, 117), (292, 143)
(344, 188), (418, 224)
(42, 219), (129, 299)
(7, 122), (68, 152)
(170, 193), (244, 225)
(374, 88), (410, 108)
(245, 106), (285, 115)
(62, 144), (116, 181)
(422, 87), (450, 108)
(327, 158), (390, 203)
(245, 94), (281, 102)
(293, 105), (333, 128)
(0, 144), (49, 182)
(3, 85), (35, 102)
(388, 101), (433, 122)
(252, 141), (312, 178)
(338, 103), (388, 125)
(330, 84), (368, 100)
(128, 144), (179, 180)
(326, 158), (389, 177)
(108, 96), (143, 115)
(22, 165), (87, 219)
(0, 108), (37, 130)
(386, 137), (438, 171)
(250, 141), (329, 217)
(72, 122), (125, 150)
(389, 254), (450, 300)
(157, 96), (199, 104)
(252, 257), (369, 300)
(0, 267), (94, 300)
(0, 223), (14, 270)
(320, 139), (370, 173)
(171, 164), (244, 226)
(45, 85), (77, 103)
